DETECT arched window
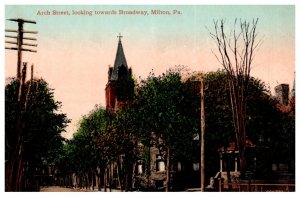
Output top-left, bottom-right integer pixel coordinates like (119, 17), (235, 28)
(156, 154), (165, 172)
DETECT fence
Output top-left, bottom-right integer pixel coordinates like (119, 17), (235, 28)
(218, 179), (295, 192)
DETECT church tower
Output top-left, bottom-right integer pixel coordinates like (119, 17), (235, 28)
(105, 34), (134, 112)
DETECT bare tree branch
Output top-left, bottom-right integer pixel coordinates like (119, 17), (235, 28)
(208, 18), (261, 177)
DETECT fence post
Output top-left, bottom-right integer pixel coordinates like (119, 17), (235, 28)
(218, 178), (223, 192)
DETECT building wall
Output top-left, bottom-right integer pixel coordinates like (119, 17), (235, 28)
(149, 147), (166, 182)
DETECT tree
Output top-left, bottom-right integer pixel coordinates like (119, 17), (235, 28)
(134, 68), (199, 191)
(194, 70), (294, 182)
(91, 107), (115, 191)
(208, 19), (262, 176)
(109, 109), (139, 191)
(5, 77), (69, 191)
(57, 106), (115, 190)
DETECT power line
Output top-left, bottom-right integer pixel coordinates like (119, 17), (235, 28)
(5, 18), (38, 80)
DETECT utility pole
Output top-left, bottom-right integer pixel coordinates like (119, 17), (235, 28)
(5, 18), (37, 81)
(5, 18), (37, 191)
(200, 78), (205, 192)
(191, 76), (206, 192)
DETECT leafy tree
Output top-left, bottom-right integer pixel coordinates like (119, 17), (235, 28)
(56, 69), (294, 192)
(133, 68), (199, 191)
(108, 109), (139, 191)
(196, 70), (294, 181)
(56, 106), (121, 191)
(5, 78), (69, 191)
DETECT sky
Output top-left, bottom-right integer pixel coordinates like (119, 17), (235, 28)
(4, 5), (295, 139)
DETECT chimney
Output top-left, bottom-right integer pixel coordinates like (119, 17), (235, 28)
(275, 84), (289, 105)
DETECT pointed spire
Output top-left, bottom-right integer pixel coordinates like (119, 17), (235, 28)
(117, 32), (123, 42)
(110, 33), (128, 80)
(291, 72), (295, 97)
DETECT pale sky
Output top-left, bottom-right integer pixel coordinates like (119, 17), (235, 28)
(4, 5), (295, 139)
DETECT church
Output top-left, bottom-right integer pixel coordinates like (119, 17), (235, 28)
(104, 35), (199, 191)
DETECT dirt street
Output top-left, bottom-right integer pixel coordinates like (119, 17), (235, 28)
(40, 186), (93, 192)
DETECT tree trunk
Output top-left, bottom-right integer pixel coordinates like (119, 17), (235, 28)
(5, 161), (13, 191)
(109, 165), (112, 192)
(125, 173), (128, 192)
(95, 174), (99, 191)
(132, 162), (136, 190)
(5, 63), (33, 192)
(6, 120), (24, 191)
(165, 147), (170, 192)
(125, 155), (133, 192)
(224, 151), (232, 191)
(86, 174), (88, 189)
(104, 169), (107, 192)
(200, 78), (205, 192)
(116, 161), (122, 191)
(92, 172), (95, 190)
(147, 146), (151, 189)
(16, 156), (25, 191)
(210, 19), (259, 180)
(99, 173), (102, 191)
(79, 175), (82, 188)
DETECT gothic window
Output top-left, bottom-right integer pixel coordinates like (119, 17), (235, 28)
(156, 154), (165, 172)
(138, 164), (143, 174)
(118, 64), (128, 79)
(172, 161), (182, 172)
(136, 160), (144, 175)
(176, 161), (182, 172)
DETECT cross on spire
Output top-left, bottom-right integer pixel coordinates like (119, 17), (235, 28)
(117, 33), (123, 42)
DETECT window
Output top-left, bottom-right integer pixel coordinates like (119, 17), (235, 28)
(138, 164), (143, 174)
(177, 162), (182, 172)
(136, 160), (144, 174)
(193, 162), (199, 171)
(156, 154), (165, 172)
(173, 161), (182, 172)
(157, 161), (165, 172)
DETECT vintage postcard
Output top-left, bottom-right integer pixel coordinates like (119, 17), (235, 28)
(4, 3), (295, 193)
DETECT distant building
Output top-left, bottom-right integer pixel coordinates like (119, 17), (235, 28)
(274, 78), (295, 113)
(274, 84), (289, 106)
(272, 80), (295, 184)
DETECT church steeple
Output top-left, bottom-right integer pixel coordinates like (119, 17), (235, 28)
(105, 34), (134, 111)
(110, 33), (128, 81)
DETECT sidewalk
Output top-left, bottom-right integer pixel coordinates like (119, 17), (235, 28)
(40, 186), (123, 192)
